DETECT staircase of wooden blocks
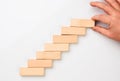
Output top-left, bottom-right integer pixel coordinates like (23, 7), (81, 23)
(20, 19), (95, 76)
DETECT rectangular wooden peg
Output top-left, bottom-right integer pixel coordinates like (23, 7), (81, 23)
(44, 43), (69, 51)
(71, 19), (95, 27)
(20, 67), (44, 76)
(36, 51), (61, 60)
(61, 27), (86, 35)
(28, 59), (52, 68)
(53, 35), (78, 44)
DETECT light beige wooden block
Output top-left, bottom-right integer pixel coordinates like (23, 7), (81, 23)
(53, 35), (78, 43)
(36, 51), (61, 60)
(61, 27), (86, 35)
(20, 67), (44, 76)
(71, 19), (95, 27)
(28, 59), (52, 68)
(44, 43), (69, 51)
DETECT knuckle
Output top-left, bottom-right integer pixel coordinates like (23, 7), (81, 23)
(105, 0), (109, 3)
(112, 11), (120, 17)
(99, 2), (106, 7)
(102, 4), (108, 9)
(94, 2), (109, 10)
(105, 0), (111, 2)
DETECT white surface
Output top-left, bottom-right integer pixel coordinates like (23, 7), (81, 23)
(0, 0), (120, 81)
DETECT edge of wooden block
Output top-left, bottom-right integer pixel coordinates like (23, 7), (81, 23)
(53, 35), (78, 44)
(36, 51), (61, 60)
(28, 59), (53, 68)
(70, 19), (95, 27)
(44, 43), (69, 51)
(61, 27), (87, 36)
(20, 67), (45, 76)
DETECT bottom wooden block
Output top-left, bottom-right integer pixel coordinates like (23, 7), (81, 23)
(20, 68), (44, 76)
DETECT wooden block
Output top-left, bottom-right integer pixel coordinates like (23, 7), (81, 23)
(28, 59), (52, 68)
(36, 51), (61, 60)
(44, 43), (69, 51)
(71, 19), (95, 27)
(20, 67), (44, 76)
(53, 35), (78, 44)
(61, 27), (86, 35)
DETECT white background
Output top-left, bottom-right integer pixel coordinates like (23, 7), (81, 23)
(0, 0), (120, 81)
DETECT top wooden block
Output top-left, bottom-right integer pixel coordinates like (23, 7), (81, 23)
(71, 19), (95, 27)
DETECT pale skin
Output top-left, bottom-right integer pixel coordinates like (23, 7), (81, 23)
(90, 0), (120, 41)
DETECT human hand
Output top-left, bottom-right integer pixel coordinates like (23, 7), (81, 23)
(90, 0), (120, 41)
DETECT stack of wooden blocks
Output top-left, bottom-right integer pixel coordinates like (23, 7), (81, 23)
(20, 19), (95, 76)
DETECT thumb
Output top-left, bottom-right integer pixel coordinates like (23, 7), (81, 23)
(92, 26), (114, 39)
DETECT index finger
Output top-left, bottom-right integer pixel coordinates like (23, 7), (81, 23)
(90, 1), (115, 15)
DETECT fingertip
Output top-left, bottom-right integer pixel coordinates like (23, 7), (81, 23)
(92, 27), (101, 34)
(90, 1), (99, 6)
(92, 26), (102, 32)
(90, 2), (93, 5)
(92, 26), (111, 38)
(90, 2), (95, 6)
(91, 16), (96, 20)
(92, 15), (100, 20)
(92, 26), (98, 31)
